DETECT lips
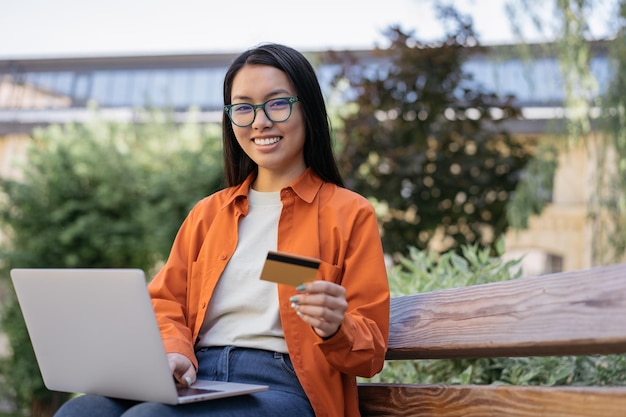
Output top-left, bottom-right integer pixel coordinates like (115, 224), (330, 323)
(253, 137), (281, 146)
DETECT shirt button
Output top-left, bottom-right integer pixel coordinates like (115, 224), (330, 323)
(220, 255), (227, 260)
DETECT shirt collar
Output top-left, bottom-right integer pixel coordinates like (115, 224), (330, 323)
(287, 167), (324, 203)
(220, 168), (324, 210)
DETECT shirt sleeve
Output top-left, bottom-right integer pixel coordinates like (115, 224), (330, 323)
(315, 201), (390, 377)
(148, 206), (201, 369)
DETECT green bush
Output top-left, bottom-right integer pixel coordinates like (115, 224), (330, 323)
(363, 241), (626, 386)
(0, 108), (223, 416)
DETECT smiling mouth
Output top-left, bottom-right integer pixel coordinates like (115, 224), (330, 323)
(254, 137), (281, 146)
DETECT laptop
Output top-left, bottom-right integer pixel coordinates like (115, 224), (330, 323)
(10, 268), (269, 405)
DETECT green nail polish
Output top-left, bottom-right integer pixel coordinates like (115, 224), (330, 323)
(296, 284), (306, 292)
(289, 296), (299, 303)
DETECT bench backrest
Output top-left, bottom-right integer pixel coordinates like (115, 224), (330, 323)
(359, 263), (626, 417)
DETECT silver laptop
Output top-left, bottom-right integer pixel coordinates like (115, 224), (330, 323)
(10, 268), (268, 405)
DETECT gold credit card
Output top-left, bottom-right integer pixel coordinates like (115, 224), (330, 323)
(259, 251), (321, 286)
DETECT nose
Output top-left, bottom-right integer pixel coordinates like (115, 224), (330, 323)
(251, 106), (272, 129)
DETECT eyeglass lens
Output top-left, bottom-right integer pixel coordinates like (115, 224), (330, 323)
(229, 97), (294, 126)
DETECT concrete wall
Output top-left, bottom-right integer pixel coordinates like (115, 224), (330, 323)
(502, 139), (621, 275)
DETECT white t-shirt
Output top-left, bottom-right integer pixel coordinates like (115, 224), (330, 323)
(196, 188), (287, 353)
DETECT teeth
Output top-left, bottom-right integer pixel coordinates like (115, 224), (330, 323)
(254, 137), (281, 146)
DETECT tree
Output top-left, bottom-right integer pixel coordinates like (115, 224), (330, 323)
(327, 6), (532, 257)
(504, 0), (626, 264)
(0, 108), (223, 416)
(597, 2), (626, 262)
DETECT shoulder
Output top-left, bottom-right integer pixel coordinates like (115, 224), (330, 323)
(187, 185), (243, 218)
(196, 186), (236, 205)
(320, 182), (371, 204)
(318, 183), (377, 216)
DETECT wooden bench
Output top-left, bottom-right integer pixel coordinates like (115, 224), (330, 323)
(358, 263), (626, 417)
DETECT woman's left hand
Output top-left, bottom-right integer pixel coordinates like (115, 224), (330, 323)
(290, 281), (348, 338)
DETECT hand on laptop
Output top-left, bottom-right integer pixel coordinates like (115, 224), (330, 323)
(168, 352), (196, 387)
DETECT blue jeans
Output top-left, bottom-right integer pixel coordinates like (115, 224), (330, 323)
(53, 346), (315, 417)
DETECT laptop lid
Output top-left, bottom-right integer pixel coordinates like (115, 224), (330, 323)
(10, 268), (268, 405)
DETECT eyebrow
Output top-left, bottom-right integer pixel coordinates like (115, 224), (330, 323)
(231, 89), (293, 102)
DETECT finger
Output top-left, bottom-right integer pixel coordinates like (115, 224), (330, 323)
(295, 308), (342, 338)
(182, 370), (196, 387)
(174, 369), (196, 387)
(292, 300), (344, 332)
(294, 293), (334, 312)
(296, 303), (344, 323)
(292, 292), (348, 313)
(168, 353), (196, 387)
(298, 281), (346, 298)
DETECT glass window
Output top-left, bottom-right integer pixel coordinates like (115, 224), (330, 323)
(169, 69), (190, 109)
(204, 67), (227, 109)
(4, 49), (609, 111)
(178, 67), (225, 109)
(129, 70), (152, 108)
(150, 70), (171, 107)
(189, 69), (212, 108)
(91, 70), (117, 107)
(72, 72), (92, 106)
(20, 72), (69, 108)
(590, 55), (610, 94)
(107, 70), (133, 106)
(464, 57), (564, 104)
(0, 74), (16, 108)
(55, 72), (74, 97)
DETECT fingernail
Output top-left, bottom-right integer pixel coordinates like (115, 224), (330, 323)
(290, 302), (298, 309)
(296, 284), (306, 292)
(289, 296), (299, 303)
(185, 376), (192, 387)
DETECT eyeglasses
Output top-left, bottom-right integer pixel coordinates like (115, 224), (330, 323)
(224, 96), (299, 127)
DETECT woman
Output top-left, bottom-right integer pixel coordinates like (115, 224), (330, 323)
(55, 43), (389, 417)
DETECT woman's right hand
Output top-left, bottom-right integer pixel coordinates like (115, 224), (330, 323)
(167, 352), (196, 387)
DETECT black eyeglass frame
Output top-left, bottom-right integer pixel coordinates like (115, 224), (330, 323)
(224, 96), (300, 127)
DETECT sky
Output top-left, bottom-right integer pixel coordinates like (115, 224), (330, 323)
(0, 0), (616, 59)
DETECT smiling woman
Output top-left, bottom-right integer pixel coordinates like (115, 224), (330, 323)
(52, 43), (390, 417)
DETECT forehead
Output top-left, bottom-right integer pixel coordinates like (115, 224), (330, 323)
(231, 64), (295, 99)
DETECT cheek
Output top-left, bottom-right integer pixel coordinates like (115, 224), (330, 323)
(232, 128), (248, 147)
(296, 126), (307, 146)
(290, 112), (306, 141)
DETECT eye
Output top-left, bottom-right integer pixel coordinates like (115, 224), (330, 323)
(267, 98), (290, 110)
(232, 103), (253, 113)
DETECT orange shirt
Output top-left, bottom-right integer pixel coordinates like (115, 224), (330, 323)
(148, 168), (390, 417)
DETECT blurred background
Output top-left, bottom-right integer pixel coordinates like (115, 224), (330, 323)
(1, 0), (625, 415)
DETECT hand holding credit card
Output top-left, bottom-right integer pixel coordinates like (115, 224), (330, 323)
(260, 251), (321, 286)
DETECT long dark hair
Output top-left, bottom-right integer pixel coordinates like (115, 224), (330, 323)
(222, 43), (344, 187)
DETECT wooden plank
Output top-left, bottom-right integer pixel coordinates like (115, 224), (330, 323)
(387, 263), (626, 360)
(358, 384), (626, 417)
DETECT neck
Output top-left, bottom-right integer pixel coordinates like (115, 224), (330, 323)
(253, 166), (306, 192)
